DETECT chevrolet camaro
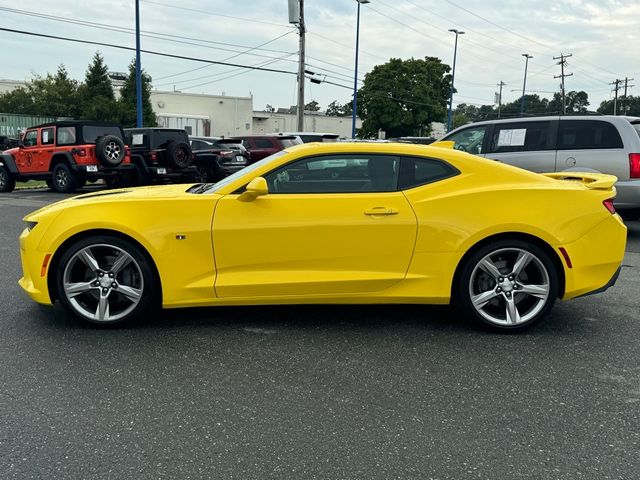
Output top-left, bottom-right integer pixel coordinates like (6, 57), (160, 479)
(19, 142), (627, 331)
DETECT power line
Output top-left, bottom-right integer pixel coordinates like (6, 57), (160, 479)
(0, 27), (299, 76)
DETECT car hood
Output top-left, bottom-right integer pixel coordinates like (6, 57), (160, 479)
(25, 184), (216, 221)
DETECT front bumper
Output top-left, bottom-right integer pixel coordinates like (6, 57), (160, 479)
(18, 227), (53, 305)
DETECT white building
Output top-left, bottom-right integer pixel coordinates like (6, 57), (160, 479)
(151, 90), (360, 138)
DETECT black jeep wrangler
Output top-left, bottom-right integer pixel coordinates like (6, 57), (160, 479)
(124, 128), (197, 184)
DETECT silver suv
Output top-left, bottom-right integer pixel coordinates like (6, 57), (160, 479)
(442, 115), (640, 218)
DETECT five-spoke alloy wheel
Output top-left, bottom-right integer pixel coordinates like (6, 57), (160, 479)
(459, 239), (559, 331)
(55, 236), (156, 325)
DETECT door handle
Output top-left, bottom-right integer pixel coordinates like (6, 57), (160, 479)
(364, 207), (398, 216)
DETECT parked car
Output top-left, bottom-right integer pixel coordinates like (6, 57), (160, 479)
(0, 121), (133, 193)
(229, 135), (302, 161)
(0, 135), (19, 151)
(20, 142), (625, 331)
(275, 132), (340, 143)
(442, 115), (640, 218)
(124, 128), (195, 185)
(189, 136), (250, 183)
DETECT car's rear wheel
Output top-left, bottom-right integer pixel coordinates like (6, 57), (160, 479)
(0, 165), (15, 192)
(193, 163), (211, 183)
(51, 163), (78, 193)
(55, 235), (157, 326)
(458, 239), (559, 332)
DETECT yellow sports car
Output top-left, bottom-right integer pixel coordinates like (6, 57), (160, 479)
(19, 142), (626, 331)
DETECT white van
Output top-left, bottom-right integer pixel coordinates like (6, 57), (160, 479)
(442, 115), (640, 218)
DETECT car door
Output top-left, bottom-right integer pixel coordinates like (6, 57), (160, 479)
(35, 127), (56, 170)
(14, 129), (40, 173)
(483, 120), (557, 172)
(212, 154), (417, 298)
(556, 119), (628, 178)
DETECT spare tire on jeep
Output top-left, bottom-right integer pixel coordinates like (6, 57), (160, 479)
(96, 135), (126, 166)
(165, 140), (193, 169)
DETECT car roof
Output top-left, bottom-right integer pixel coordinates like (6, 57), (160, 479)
(451, 114), (640, 129)
(230, 135), (299, 140)
(31, 121), (122, 129)
(124, 128), (187, 133)
(278, 132), (339, 138)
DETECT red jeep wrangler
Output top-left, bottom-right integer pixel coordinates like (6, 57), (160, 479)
(0, 121), (134, 193)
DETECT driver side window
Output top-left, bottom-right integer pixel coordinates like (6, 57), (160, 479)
(264, 154), (400, 194)
(446, 126), (487, 154)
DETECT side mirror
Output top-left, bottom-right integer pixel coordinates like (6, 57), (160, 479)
(17, 139), (24, 148)
(241, 177), (268, 200)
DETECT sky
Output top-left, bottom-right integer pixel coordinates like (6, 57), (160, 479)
(0, 0), (638, 113)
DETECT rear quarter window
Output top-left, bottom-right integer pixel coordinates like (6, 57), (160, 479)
(398, 156), (459, 190)
(558, 120), (623, 150)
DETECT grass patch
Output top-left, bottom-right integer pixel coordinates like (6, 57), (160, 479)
(15, 180), (48, 190)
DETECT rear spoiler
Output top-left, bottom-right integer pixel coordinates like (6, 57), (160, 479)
(542, 172), (617, 190)
(429, 140), (455, 149)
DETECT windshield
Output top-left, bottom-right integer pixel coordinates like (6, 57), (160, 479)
(198, 150), (289, 193)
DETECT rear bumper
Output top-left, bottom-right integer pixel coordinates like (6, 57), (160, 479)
(613, 179), (640, 211)
(71, 163), (135, 176)
(561, 214), (627, 299)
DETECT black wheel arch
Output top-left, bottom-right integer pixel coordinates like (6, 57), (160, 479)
(47, 229), (162, 305)
(451, 232), (566, 301)
(49, 152), (76, 171)
(0, 153), (18, 174)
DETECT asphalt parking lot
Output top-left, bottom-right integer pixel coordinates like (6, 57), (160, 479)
(1, 187), (639, 480)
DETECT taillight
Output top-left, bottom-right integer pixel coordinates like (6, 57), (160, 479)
(76, 148), (87, 157)
(603, 198), (616, 214)
(150, 151), (157, 162)
(629, 153), (640, 178)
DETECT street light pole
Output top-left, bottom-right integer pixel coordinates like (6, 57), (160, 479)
(519, 54), (533, 116)
(446, 29), (464, 132)
(352, 0), (369, 139)
(135, 0), (143, 127)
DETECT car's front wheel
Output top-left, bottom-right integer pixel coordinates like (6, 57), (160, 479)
(458, 239), (559, 332)
(55, 235), (157, 326)
(0, 165), (15, 192)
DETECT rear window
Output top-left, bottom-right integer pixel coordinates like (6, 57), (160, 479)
(82, 126), (122, 144)
(631, 122), (640, 139)
(151, 131), (188, 147)
(255, 138), (274, 148)
(280, 138), (301, 148)
(558, 120), (623, 150)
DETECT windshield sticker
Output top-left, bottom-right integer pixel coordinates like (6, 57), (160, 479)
(497, 128), (527, 147)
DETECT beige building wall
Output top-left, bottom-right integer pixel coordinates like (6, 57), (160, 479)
(0, 79), (27, 95)
(150, 91), (254, 137)
(252, 111), (360, 138)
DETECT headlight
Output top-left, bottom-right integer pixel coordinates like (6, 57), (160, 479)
(24, 221), (38, 232)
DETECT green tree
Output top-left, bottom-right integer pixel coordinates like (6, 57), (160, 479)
(326, 100), (352, 116)
(547, 90), (589, 114)
(79, 52), (118, 121)
(355, 57), (451, 138)
(499, 94), (549, 118)
(118, 59), (157, 127)
(598, 95), (640, 116)
(0, 87), (36, 114)
(16, 65), (81, 118)
(304, 100), (320, 112)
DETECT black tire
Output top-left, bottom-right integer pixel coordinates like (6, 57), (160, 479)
(193, 163), (213, 183)
(54, 235), (157, 326)
(457, 239), (559, 332)
(132, 163), (150, 186)
(165, 141), (193, 169)
(96, 135), (126, 166)
(0, 165), (15, 192)
(51, 163), (79, 193)
(105, 175), (131, 189)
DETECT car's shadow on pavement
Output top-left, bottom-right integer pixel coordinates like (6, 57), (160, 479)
(35, 300), (600, 339)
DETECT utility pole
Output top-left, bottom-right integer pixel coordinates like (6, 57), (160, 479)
(610, 79), (622, 115)
(553, 53), (573, 115)
(497, 81), (506, 118)
(622, 77), (634, 115)
(135, 0), (143, 127)
(520, 54), (533, 116)
(296, 0), (306, 131)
